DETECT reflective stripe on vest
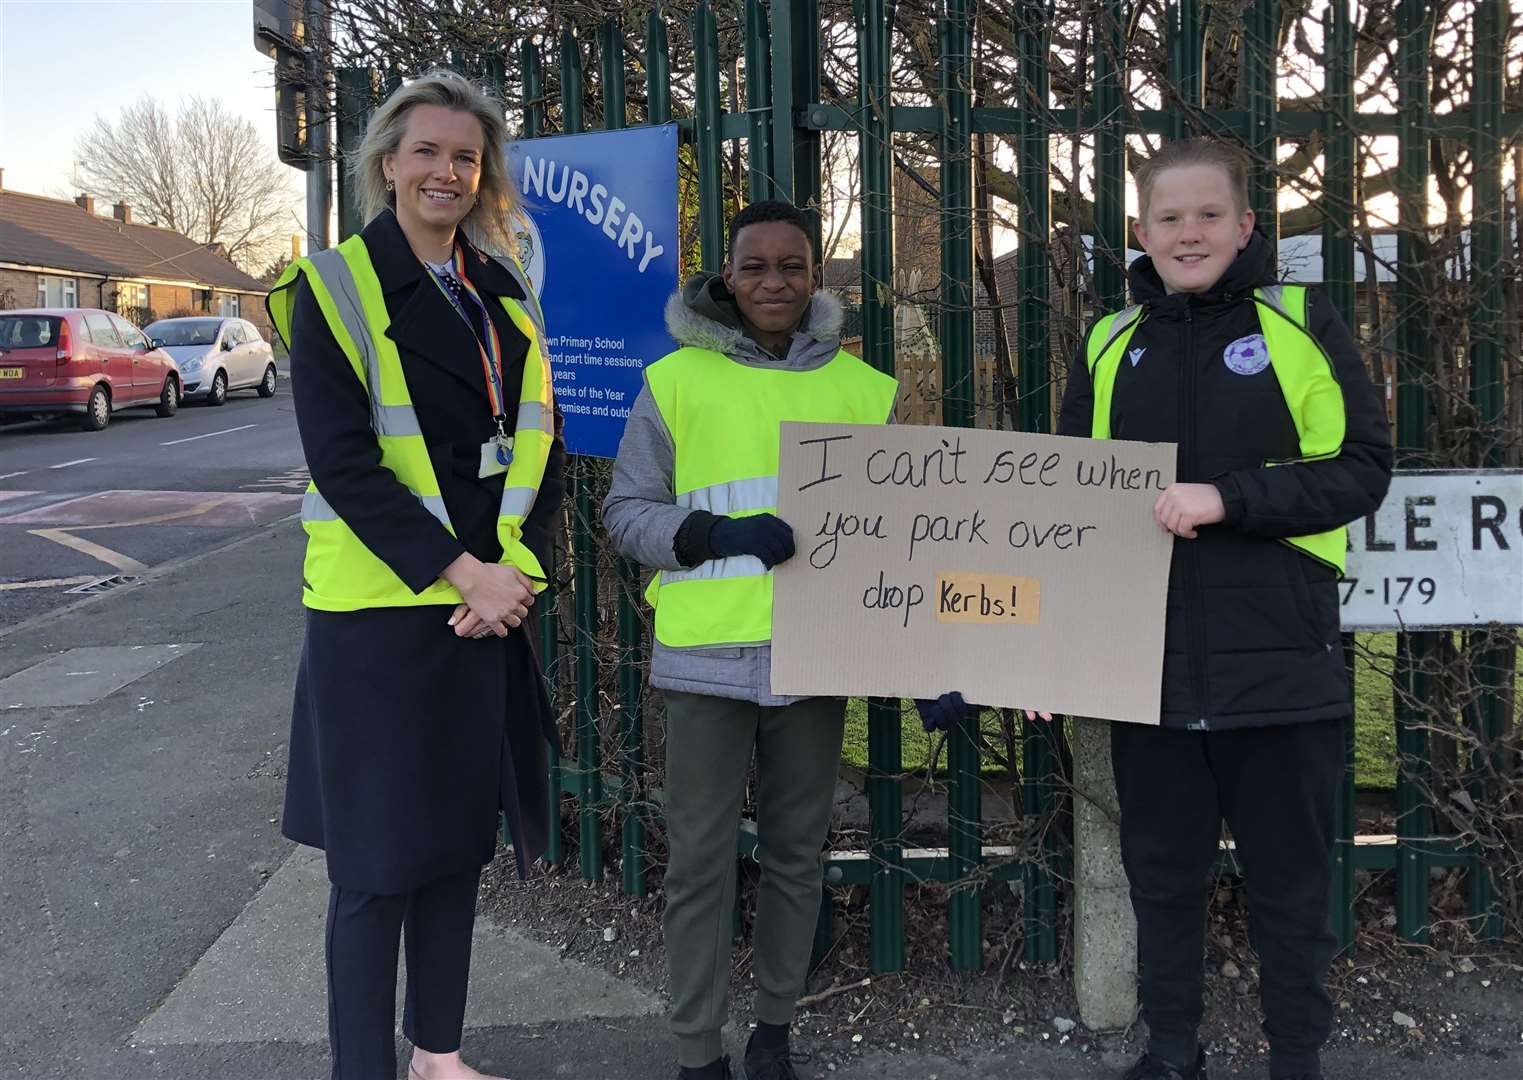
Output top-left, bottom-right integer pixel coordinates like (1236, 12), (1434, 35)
(642, 346), (899, 649)
(1084, 285), (1348, 575)
(268, 234), (554, 611)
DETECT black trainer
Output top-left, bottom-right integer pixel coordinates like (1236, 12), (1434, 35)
(740, 1043), (810, 1080)
(676, 1056), (733, 1080)
(1120, 1047), (1208, 1080)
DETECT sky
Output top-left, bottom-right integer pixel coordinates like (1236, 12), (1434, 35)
(0, 0), (303, 230)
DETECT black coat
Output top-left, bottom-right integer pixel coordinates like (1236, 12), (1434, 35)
(1057, 232), (1392, 731)
(279, 210), (566, 894)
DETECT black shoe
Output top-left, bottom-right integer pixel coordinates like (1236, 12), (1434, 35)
(677, 1056), (733, 1080)
(1121, 1047), (1208, 1080)
(740, 1043), (810, 1080)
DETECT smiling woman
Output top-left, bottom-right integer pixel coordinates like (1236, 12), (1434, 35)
(268, 70), (565, 1080)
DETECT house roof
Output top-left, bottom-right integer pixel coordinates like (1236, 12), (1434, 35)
(0, 189), (265, 293)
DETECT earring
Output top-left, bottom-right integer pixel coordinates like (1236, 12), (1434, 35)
(385, 179), (394, 192)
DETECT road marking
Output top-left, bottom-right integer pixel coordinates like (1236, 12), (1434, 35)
(48, 458), (97, 469)
(0, 575), (99, 592)
(27, 529), (149, 575)
(160, 424), (257, 446)
(0, 471), (28, 480)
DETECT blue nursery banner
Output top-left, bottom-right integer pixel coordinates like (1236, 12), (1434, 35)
(507, 124), (680, 458)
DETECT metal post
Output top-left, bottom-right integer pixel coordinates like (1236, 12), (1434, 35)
(1169, 0), (1203, 140)
(521, 39), (546, 138)
(645, 13), (671, 126)
(303, 0), (331, 251)
(770, 0), (822, 251)
(693, 1), (724, 271)
(1245, 0), (1280, 242)
(1092, 2), (1126, 311)
(855, 0), (904, 974)
(600, 18), (625, 130)
(1465, 0), (1506, 942)
(1016, 0), (1057, 965)
(1322, 0), (1357, 956)
(744, 0), (774, 202)
(940, 0), (981, 972)
(334, 67), (369, 242)
(1393, 0), (1435, 946)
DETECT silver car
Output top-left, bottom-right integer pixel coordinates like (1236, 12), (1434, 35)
(143, 317), (277, 406)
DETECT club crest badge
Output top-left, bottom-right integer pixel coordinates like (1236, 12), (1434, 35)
(1223, 333), (1270, 375)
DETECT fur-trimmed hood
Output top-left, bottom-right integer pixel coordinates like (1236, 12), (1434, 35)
(662, 272), (845, 368)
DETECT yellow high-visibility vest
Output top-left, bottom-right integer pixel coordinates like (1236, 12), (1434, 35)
(268, 234), (554, 611)
(1085, 284), (1348, 573)
(643, 345), (898, 648)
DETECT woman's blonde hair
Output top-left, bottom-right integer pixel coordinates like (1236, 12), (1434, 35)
(1134, 138), (1251, 221)
(353, 69), (521, 253)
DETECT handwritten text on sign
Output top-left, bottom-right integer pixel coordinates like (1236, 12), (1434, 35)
(770, 422), (1176, 724)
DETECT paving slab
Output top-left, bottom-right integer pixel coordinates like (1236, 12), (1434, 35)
(0, 643), (201, 708)
(133, 845), (662, 1047)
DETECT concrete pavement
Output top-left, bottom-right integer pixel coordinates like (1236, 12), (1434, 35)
(2, 518), (1520, 1079)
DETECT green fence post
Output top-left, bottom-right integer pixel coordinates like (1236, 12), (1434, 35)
(1244, 0), (1280, 242)
(939, 0), (982, 972)
(769, 0), (822, 251)
(693, 1), (724, 272)
(744, 0), (774, 202)
(618, 559), (646, 896)
(1168, 0), (1203, 140)
(1465, 0), (1506, 943)
(855, 0), (905, 975)
(1322, 0), (1357, 956)
(556, 29), (603, 884)
(1393, 0), (1435, 946)
(519, 36), (560, 865)
(1092, 2), (1126, 311)
(645, 13), (671, 126)
(601, 18), (626, 131)
(334, 67), (370, 242)
(1015, 0), (1057, 966)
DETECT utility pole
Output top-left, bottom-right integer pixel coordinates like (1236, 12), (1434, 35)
(252, 0), (331, 251)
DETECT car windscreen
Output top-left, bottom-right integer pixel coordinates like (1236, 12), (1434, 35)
(145, 319), (222, 347)
(0, 315), (64, 350)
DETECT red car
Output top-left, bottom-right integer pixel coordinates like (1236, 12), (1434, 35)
(0, 308), (181, 430)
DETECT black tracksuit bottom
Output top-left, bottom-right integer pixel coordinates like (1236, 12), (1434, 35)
(1111, 718), (1345, 1080)
(325, 864), (482, 1080)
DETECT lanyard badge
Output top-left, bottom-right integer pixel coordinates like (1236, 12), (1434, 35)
(425, 248), (514, 473)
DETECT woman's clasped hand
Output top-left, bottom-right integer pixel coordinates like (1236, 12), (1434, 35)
(443, 553), (537, 639)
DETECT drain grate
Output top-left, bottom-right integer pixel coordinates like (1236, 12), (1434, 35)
(66, 573), (141, 594)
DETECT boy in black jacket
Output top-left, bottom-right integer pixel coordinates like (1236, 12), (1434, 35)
(1057, 139), (1393, 1080)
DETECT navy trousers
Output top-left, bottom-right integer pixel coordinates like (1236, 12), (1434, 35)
(325, 864), (482, 1080)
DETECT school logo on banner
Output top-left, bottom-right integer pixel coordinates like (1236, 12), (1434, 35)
(1223, 333), (1270, 375)
(512, 215), (547, 297)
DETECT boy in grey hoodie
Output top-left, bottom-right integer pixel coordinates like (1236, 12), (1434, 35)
(602, 201), (897, 1080)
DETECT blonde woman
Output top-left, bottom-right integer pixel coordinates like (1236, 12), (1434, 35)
(268, 71), (564, 1080)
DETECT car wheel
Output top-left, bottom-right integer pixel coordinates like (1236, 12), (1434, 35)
(155, 375), (180, 418)
(81, 385), (111, 431)
(207, 370), (227, 406)
(257, 363), (278, 398)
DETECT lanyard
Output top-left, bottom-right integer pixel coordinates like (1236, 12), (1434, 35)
(424, 247), (511, 447)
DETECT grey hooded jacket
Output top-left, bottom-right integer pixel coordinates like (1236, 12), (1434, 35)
(602, 273), (893, 704)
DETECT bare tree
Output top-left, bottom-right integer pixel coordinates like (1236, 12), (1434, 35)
(76, 96), (298, 271)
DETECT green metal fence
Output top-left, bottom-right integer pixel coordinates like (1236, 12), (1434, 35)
(329, 0), (1523, 972)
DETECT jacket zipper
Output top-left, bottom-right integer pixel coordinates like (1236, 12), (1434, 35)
(1182, 302), (1211, 731)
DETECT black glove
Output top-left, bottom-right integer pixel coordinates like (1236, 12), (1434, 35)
(915, 691), (975, 733)
(708, 513), (795, 568)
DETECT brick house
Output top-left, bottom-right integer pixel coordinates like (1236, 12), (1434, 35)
(0, 173), (271, 340)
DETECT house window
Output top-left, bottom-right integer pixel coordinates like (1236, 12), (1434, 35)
(36, 276), (78, 307)
(217, 293), (240, 317)
(117, 282), (149, 315)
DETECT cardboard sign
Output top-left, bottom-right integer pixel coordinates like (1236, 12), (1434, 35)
(1341, 469), (1523, 629)
(770, 422), (1176, 724)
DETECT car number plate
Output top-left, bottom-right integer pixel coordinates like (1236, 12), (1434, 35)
(0, 367), (23, 379)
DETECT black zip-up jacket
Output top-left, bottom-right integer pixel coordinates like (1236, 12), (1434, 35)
(1057, 231), (1393, 730)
